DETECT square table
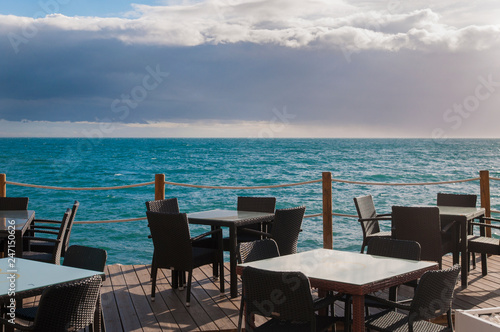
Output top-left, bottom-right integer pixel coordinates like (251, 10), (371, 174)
(438, 206), (485, 288)
(188, 209), (275, 298)
(0, 257), (105, 331)
(237, 249), (438, 332)
(0, 210), (35, 257)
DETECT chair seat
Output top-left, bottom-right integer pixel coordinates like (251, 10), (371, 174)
(21, 251), (55, 263)
(192, 247), (219, 267)
(365, 310), (452, 332)
(14, 307), (37, 321)
(468, 235), (500, 254)
(27, 239), (55, 253)
(366, 231), (391, 239)
(254, 315), (336, 332)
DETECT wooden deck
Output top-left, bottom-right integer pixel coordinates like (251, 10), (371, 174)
(21, 254), (500, 331)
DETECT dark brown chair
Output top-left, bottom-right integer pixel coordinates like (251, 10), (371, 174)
(146, 211), (224, 306)
(145, 198), (180, 213)
(0, 197), (28, 210)
(238, 239), (280, 264)
(27, 201), (79, 258)
(354, 195), (391, 253)
(468, 216), (500, 276)
(342, 238), (422, 332)
(437, 193), (477, 207)
(21, 208), (71, 264)
(392, 206), (457, 268)
(239, 267), (339, 332)
(239, 206), (305, 256)
(232, 196), (276, 243)
(365, 265), (460, 332)
(15, 245), (107, 330)
(437, 192), (478, 268)
(0, 274), (103, 332)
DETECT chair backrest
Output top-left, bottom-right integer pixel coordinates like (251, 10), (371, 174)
(237, 196), (276, 213)
(366, 237), (421, 261)
(33, 274), (103, 331)
(409, 264), (460, 324)
(270, 206), (306, 256)
(49, 208), (71, 264)
(63, 245), (107, 273)
(0, 197), (29, 210)
(391, 206), (442, 264)
(146, 211), (193, 271)
(61, 201), (79, 257)
(437, 193), (477, 207)
(354, 195), (381, 236)
(238, 239), (280, 263)
(145, 198), (180, 213)
(241, 267), (316, 330)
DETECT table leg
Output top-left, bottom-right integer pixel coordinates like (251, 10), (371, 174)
(460, 216), (468, 288)
(351, 294), (365, 332)
(229, 225), (238, 298)
(15, 231), (23, 258)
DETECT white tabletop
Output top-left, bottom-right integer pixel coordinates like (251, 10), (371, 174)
(0, 210), (35, 232)
(239, 248), (437, 286)
(0, 258), (104, 297)
(188, 209), (274, 221)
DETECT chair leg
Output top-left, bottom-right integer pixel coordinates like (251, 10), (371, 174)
(219, 256), (225, 293)
(151, 267), (157, 301)
(481, 253), (488, 276)
(186, 270), (193, 306)
(171, 270), (179, 289)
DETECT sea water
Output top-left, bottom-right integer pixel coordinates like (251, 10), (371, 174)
(1, 138), (499, 264)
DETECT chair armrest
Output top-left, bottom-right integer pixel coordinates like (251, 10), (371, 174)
(441, 220), (456, 234)
(237, 228), (270, 238)
(191, 228), (222, 242)
(377, 213), (392, 217)
(30, 225), (60, 230)
(313, 292), (345, 311)
(22, 236), (60, 244)
(26, 229), (60, 236)
(358, 216), (391, 222)
(482, 217), (500, 223)
(0, 317), (33, 331)
(364, 294), (411, 311)
(33, 219), (61, 224)
(469, 222), (500, 230)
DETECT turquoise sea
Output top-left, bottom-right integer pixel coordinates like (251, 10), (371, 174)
(1, 138), (499, 265)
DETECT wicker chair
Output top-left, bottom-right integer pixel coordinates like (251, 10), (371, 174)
(0, 196), (29, 210)
(145, 198), (180, 213)
(237, 239), (280, 264)
(365, 264), (460, 332)
(437, 193), (478, 268)
(354, 195), (391, 253)
(341, 238), (421, 332)
(15, 245), (108, 330)
(0, 274), (103, 332)
(146, 211), (224, 306)
(239, 266), (339, 332)
(27, 201), (79, 258)
(468, 216), (500, 276)
(21, 208), (71, 264)
(392, 206), (457, 268)
(239, 206), (305, 256)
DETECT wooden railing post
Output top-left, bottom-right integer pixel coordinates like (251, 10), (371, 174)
(322, 172), (333, 249)
(0, 174), (5, 197)
(155, 174), (165, 200)
(480, 170), (491, 237)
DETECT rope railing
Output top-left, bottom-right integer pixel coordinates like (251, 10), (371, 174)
(330, 177), (480, 186)
(0, 173), (494, 225)
(5, 181), (155, 191)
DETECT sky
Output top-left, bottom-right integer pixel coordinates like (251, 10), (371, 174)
(1, 0), (500, 138)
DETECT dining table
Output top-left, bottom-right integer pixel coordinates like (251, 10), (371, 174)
(188, 209), (275, 298)
(0, 257), (105, 331)
(438, 205), (486, 288)
(0, 210), (35, 258)
(237, 248), (438, 332)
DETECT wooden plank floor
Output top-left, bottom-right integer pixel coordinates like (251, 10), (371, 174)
(19, 254), (500, 331)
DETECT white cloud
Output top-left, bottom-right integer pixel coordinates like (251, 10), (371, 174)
(1, 0), (499, 52)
